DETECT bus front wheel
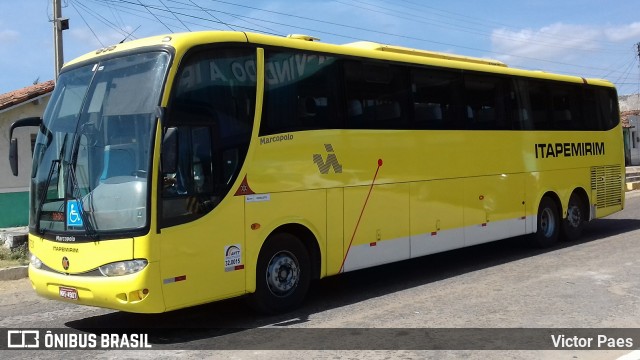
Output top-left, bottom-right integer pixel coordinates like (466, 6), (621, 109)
(249, 233), (310, 314)
(532, 196), (560, 248)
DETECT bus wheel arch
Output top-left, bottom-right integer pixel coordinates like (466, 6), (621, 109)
(532, 192), (561, 248)
(562, 188), (589, 241)
(249, 224), (319, 314)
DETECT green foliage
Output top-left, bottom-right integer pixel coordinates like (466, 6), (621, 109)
(0, 244), (29, 267)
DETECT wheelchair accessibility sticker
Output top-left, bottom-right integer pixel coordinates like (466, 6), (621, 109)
(66, 200), (83, 227)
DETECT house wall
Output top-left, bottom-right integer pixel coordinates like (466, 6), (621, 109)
(629, 116), (640, 166)
(0, 95), (50, 227)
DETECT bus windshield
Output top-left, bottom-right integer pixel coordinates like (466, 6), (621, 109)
(30, 51), (170, 239)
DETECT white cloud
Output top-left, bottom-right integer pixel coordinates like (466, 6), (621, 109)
(0, 29), (20, 43)
(604, 22), (640, 42)
(491, 23), (601, 64)
(67, 26), (137, 50)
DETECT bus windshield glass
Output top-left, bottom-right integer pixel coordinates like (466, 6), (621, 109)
(30, 51), (170, 238)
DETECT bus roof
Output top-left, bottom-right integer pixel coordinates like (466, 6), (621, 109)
(63, 31), (614, 88)
(342, 41), (507, 67)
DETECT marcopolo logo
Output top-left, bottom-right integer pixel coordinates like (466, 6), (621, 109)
(313, 144), (343, 174)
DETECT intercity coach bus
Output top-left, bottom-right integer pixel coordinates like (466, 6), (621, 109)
(9, 31), (623, 314)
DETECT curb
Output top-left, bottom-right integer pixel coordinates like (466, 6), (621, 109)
(0, 265), (28, 281)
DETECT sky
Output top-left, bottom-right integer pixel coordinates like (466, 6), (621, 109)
(1, 0), (640, 95)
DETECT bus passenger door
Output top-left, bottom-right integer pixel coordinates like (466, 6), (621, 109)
(159, 125), (246, 311)
(463, 174), (527, 246)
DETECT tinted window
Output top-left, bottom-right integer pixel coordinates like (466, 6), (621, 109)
(550, 84), (583, 130)
(516, 79), (618, 131)
(163, 46), (256, 227)
(411, 69), (461, 129)
(344, 61), (410, 129)
(259, 49), (619, 133)
(463, 74), (514, 130)
(260, 50), (341, 135)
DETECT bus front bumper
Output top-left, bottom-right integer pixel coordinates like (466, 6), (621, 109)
(28, 261), (166, 313)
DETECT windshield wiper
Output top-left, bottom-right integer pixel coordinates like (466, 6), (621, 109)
(35, 159), (60, 235)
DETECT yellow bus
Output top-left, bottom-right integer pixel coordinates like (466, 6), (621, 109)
(9, 31), (623, 314)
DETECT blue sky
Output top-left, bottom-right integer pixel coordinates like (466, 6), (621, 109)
(1, 0), (640, 95)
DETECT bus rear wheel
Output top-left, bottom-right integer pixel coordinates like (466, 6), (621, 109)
(532, 196), (560, 248)
(562, 192), (586, 241)
(249, 233), (310, 314)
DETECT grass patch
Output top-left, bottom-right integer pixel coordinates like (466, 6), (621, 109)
(0, 245), (29, 268)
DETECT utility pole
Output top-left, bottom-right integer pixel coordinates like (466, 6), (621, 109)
(636, 43), (640, 99)
(52, 0), (69, 81)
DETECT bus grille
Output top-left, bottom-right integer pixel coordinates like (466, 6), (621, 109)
(590, 165), (622, 209)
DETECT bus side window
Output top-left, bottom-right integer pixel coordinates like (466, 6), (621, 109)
(162, 126), (215, 224)
(345, 61), (410, 129)
(411, 69), (460, 129)
(513, 79), (533, 130)
(550, 84), (582, 130)
(521, 80), (552, 130)
(261, 50), (340, 135)
(191, 127), (213, 194)
(592, 87), (619, 131)
(463, 74), (511, 130)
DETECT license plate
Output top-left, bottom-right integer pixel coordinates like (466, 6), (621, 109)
(59, 286), (78, 300)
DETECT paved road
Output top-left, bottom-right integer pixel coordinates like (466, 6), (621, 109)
(2, 192), (640, 359)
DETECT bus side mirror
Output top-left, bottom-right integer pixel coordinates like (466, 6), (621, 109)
(8, 117), (42, 177)
(162, 127), (178, 174)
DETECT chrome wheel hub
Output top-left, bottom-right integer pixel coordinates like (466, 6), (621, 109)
(266, 251), (300, 297)
(540, 207), (556, 237)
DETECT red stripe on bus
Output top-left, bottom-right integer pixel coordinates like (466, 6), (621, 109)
(340, 159), (383, 272)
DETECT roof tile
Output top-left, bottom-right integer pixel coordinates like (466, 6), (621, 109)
(0, 80), (55, 111)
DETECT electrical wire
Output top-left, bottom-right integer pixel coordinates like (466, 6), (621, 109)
(72, 0), (638, 93)
(159, 0), (191, 31)
(337, 0), (627, 54)
(391, 0), (628, 49)
(69, 0), (105, 46)
(75, 0), (139, 39)
(136, 0), (174, 32)
(186, 0), (235, 31)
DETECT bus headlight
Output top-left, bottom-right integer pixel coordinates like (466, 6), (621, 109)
(30, 253), (42, 269)
(99, 259), (148, 276)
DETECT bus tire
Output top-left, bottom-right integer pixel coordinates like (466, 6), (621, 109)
(562, 192), (586, 241)
(249, 233), (310, 314)
(532, 196), (560, 248)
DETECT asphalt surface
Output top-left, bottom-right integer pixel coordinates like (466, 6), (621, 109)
(2, 192), (640, 360)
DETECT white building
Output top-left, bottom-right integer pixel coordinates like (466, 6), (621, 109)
(627, 115), (640, 166)
(0, 81), (54, 227)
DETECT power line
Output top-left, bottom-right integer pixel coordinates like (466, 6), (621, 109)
(135, 0), (174, 32)
(186, 0), (235, 31)
(69, 0), (105, 46)
(103, 0), (127, 29)
(159, 0), (191, 31)
(636, 42), (640, 95)
(338, 0), (627, 55)
(74, 0), (138, 40)
(88, 0), (267, 32)
(72, 0), (635, 87)
(391, 0), (627, 49)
